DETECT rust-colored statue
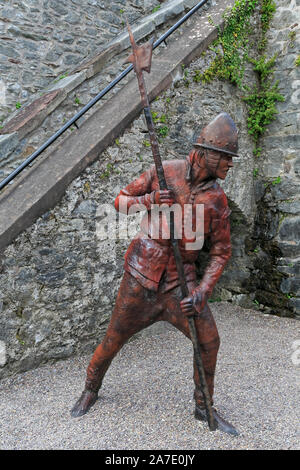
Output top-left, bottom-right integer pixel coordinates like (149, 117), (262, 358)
(71, 112), (239, 436)
(71, 25), (239, 435)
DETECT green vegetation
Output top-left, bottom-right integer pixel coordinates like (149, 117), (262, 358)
(15, 102), (21, 109)
(253, 146), (262, 157)
(83, 181), (90, 192)
(197, 0), (258, 87)
(54, 72), (68, 84)
(158, 125), (169, 137)
(191, 0), (283, 154)
(151, 111), (168, 124)
(100, 162), (120, 179)
(152, 5), (161, 13)
(16, 330), (25, 345)
(272, 176), (281, 185)
(288, 30), (296, 45)
(208, 297), (222, 303)
(295, 55), (300, 66)
(193, 70), (202, 83)
(59, 73), (68, 80)
(244, 55), (284, 143)
(181, 65), (190, 87)
(151, 111), (169, 137)
(285, 293), (294, 299)
(259, 0), (276, 49)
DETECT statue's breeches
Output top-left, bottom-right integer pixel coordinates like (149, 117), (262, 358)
(85, 272), (220, 407)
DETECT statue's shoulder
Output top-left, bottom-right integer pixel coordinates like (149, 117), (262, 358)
(149, 159), (187, 180)
(163, 159), (187, 176)
(210, 182), (230, 212)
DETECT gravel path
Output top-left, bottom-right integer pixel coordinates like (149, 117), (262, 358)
(0, 303), (299, 450)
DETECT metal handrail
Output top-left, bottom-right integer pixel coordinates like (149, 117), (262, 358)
(0, 0), (209, 192)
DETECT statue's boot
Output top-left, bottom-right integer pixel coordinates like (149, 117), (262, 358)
(195, 405), (239, 436)
(70, 365), (106, 418)
(70, 389), (98, 418)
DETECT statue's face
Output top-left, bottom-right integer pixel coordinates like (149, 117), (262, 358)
(214, 153), (234, 180)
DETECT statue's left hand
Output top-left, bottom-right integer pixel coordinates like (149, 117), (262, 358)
(191, 287), (208, 313)
(180, 296), (195, 317)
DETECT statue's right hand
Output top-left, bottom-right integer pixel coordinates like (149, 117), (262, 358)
(154, 189), (175, 206)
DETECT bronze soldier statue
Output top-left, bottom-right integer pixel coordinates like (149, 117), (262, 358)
(71, 111), (239, 436)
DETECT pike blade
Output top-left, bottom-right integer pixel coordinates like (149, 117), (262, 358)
(124, 20), (154, 73)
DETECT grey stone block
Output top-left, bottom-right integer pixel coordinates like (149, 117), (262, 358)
(277, 261), (300, 277)
(280, 277), (300, 295)
(0, 341), (6, 367)
(270, 178), (300, 200)
(0, 44), (21, 58)
(183, 0), (200, 9)
(262, 148), (285, 177)
(49, 0), (68, 16)
(73, 200), (97, 217)
(278, 200), (300, 214)
(263, 134), (300, 151)
(47, 72), (86, 94)
(272, 9), (299, 29)
(114, 20), (155, 50)
(288, 297), (300, 315)
(0, 133), (19, 163)
(278, 216), (300, 242)
(294, 156), (300, 175)
(277, 240), (300, 258)
(162, 0), (185, 20)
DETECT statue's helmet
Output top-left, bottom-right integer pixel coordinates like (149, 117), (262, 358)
(193, 113), (239, 173)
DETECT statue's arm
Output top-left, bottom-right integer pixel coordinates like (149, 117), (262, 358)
(192, 200), (232, 313)
(115, 165), (174, 214)
(114, 167), (155, 214)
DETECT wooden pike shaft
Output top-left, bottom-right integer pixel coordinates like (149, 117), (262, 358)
(127, 25), (217, 431)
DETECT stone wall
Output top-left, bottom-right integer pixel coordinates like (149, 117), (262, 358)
(0, 0), (299, 379)
(248, 0), (300, 315)
(0, 0), (206, 178)
(0, 73), (253, 379)
(0, 0), (164, 120)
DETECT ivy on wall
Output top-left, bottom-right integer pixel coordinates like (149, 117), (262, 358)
(192, 0), (284, 155)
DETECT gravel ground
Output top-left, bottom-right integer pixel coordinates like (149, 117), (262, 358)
(0, 302), (299, 450)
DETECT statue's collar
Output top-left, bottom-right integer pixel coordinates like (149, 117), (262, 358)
(191, 178), (217, 193)
(185, 156), (217, 193)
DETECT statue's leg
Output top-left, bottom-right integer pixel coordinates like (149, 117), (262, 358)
(161, 284), (219, 406)
(191, 303), (220, 408)
(192, 307), (238, 435)
(71, 272), (162, 417)
(162, 283), (238, 436)
(162, 286), (238, 435)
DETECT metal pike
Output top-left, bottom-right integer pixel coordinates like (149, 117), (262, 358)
(124, 21), (217, 432)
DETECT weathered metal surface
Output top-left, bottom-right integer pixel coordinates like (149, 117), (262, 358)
(71, 26), (239, 436)
(123, 22), (216, 429)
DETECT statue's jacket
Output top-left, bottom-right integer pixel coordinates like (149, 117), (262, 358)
(115, 158), (232, 312)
